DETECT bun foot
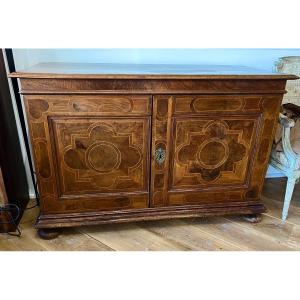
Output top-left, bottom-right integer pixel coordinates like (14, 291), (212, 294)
(37, 228), (62, 240)
(242, 214), (262, 223)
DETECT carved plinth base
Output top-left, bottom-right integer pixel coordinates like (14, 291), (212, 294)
(37, 228), (62, 240)
(36, 201), (266, 229)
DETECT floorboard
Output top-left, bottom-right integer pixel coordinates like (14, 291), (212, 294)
(1, 178), (300, 251)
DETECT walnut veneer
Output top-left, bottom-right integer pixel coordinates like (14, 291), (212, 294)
(10, 63), (297, 238)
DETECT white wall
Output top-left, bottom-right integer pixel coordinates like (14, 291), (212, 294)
(13, 48), (299, 196)
(13, 48), (300, 71)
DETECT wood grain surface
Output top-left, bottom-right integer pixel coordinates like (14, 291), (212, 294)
(11, 64), (296, 232)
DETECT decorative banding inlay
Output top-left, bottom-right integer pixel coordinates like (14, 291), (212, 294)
(192, 97), (242, 112)
(35, 140), (52, 179)
(28, 99), (49, 119)
(257, 138), (269, 165)
(85, 141), (121, 173)
(71, 97), (133, 113)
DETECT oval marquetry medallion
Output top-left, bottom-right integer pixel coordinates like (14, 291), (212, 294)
(197, 138), (229, 170)
(86, 142), (121, 173)
(192, 97), (242, 112)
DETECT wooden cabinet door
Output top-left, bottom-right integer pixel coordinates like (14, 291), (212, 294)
(25, 95), (151, 214)
(151, 95), (281, 207)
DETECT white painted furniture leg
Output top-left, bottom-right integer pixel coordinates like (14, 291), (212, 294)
(269, 112), (300, 221)
(282, 177), (296, 221)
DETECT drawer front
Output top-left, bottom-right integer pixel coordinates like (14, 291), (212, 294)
(151, 94), (281, 207)
(24, 95), (151, 214)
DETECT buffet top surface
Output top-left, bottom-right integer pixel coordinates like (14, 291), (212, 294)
(9, 62), (298, 80)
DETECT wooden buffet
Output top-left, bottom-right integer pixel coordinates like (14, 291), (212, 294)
(10, 63), (297, 239)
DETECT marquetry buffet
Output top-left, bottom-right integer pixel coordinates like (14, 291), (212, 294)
(10, 63), (297, 239)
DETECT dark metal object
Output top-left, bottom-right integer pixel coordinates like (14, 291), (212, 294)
(4, 49), (39, 204)
(0, 49), (30, 233)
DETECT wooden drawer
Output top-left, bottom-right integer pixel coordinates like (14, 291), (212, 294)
(25, 94), (152, 117)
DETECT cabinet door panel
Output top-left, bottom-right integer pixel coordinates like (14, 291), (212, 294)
(51, 117), (150, 196)
(25, 95), (151, 214)
(171, 116), (260, 189)
(151, 95), (281, 207)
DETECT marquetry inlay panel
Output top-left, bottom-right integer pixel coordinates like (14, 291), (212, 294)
(174, 95), (264, 114)
(51, 117), (149, 195)
(150, 96), (173, 207)
(171, 117), (259, 188)
(167, 95), (282, 206)
(150, 94), (282, 207)
(23, 95), (151, 213)
(27, 95), (151, 117)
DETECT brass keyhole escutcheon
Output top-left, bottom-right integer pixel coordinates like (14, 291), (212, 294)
(155, 148), (166, 165)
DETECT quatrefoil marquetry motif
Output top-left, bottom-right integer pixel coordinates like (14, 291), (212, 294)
(59, 121), (144, 191)
(176, 120), (248, 183)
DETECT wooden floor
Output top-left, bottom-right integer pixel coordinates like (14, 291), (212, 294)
(1, 178), (300, 251)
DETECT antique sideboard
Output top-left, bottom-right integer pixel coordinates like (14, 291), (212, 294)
(10, 63), (297, 239)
